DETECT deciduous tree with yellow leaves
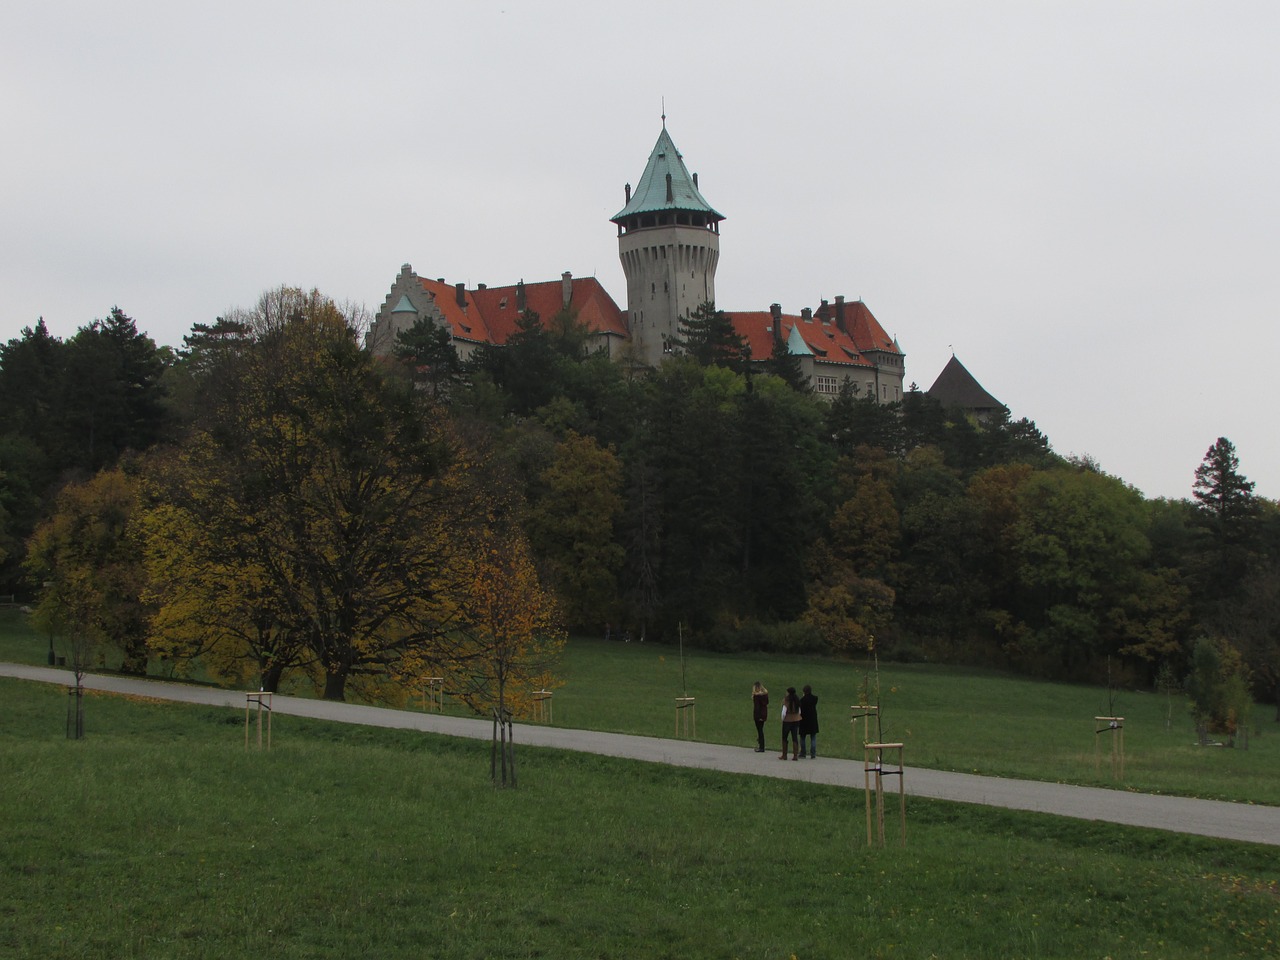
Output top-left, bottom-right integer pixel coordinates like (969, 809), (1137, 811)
(408, 526), (563, 787)
(141, 288), (486, 700)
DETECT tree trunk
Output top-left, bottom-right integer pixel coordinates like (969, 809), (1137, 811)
(322, 667), (347, 701)
(262, 660), (285, 694)
(119, 638), (149, 675)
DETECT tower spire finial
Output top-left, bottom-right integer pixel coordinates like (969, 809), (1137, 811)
(661, 97), (666, 128)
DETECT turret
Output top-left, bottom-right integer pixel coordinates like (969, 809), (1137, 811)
(612, 124), (724, 365)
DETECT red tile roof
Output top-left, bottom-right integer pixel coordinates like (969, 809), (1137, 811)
(416, 276), (628, 346)
(725, 304), (899, 368)
(812, 300), (900, 355)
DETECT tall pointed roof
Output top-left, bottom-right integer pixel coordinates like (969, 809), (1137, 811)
(927, 355), (1003, 412)
(611, 126), (724, 223)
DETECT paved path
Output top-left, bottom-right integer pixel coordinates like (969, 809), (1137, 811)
(5, 662), (1278, 847)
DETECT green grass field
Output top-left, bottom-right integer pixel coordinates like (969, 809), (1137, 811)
(550, 637), (1280, 806)
(2, 677), (1278, 959)
(4, 605), (1280, 957)
(3, 607), (1278, 805)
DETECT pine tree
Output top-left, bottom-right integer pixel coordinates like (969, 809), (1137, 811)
(1192, 437), (1258, 596)
(1193, 437), (1256, 534)
(671, 301), (750, 370)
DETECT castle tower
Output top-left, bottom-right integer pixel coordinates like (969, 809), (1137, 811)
(612, 123), (724, 366)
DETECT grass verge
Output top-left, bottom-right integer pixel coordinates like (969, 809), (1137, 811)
(2, 678), (1278, 959)
(5, 608), (1278, 805)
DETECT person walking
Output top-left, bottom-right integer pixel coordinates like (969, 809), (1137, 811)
(779, 686), (801, 760)
(751, 681), (769, 752)
(799, 684), (819, 759)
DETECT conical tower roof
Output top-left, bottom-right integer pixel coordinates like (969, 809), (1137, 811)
(927, 355), (1003, 411)
(611, 126), (724, 223)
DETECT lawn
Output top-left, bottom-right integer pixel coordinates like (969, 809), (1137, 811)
(551, 637), (1280, 805)
(4, 607), (1278, 804)
(2, 677), (1277, 959)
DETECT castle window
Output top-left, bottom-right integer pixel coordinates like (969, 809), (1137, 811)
(816, 375), (838, 394)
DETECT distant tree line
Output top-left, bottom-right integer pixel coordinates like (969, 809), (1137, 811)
(3, 294), (1278, 738)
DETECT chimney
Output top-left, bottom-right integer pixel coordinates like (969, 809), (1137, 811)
(835, 295), (847, 334)
(625, 183), (631, 203)
(455, 282), (466, 309)
(770, 303), (783, 345)
(562, 271), (573, 309)
(801, 307), (812, 321)
(693, 172), (699, 188)
(665, 173), (673, 202)
(516, 279), (526, 313)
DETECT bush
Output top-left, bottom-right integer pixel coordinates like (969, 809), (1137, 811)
(700, 619), (825, 655)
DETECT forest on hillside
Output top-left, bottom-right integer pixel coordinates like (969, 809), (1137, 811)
(2, 290), (1278, 732)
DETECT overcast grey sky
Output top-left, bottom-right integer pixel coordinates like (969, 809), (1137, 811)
(4, 1), (1277, 501)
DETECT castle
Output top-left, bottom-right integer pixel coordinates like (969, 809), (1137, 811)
(368, 123), (907, 403)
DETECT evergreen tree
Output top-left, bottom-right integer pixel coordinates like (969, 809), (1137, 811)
(671, 301), (750, 370)
(469, 310), (559, 416)
(62, 308), (169, 472)
(826, 381), (901, 456)
(766, 333), (809, 393)
(1192, 436), (1258, 599)
(1193, 437), (1256, 537)
(393, 316), (464, 399)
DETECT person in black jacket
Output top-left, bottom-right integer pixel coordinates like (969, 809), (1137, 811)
(779, 687), (802, 760)
(799, 684), (819, 759)
(751, 681), (769, 752)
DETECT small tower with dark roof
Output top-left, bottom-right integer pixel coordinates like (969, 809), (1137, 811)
(927, 355), (1005, 423)
(612, 122), (724, 366)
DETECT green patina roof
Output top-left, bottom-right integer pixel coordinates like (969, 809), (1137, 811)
(611, 126), (724, 223)
(391, 294), (418, 314)
(786, 323), (813, 356)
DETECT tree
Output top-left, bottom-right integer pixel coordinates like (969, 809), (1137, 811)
(644, 362), (749, 632)
(1218, 560), (1280, 719)
(766, 333), (809, 393)
(524, 432), (625, 631)
(26, 465), (150, 676)
(392, 316), (464, 399)
(1185, 635), (1252, 743)
(893, 447), (986, 655)
(1193, 437), (1256, 529)
(62, 308), (170, 472)
(0, 319), (67, 463)
(470, 310), (559, 415)
(143, 289), (482, 700)
(1192, 437), (1258, 600)
(415, 528), (564, 787)
(140, 451), (310, 691)
(802, 450), (899, 654)
(671, 301), (750, 370)
(825, 383), (901, 456)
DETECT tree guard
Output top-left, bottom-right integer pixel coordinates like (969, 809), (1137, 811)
(1094, 716), (1125, 779)
(675, 697), (696, 738)
(245, 692), (273, 751)
(864, 742), (906, 847)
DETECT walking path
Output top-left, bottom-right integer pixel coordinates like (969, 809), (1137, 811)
(5, 662), (1278, 847)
